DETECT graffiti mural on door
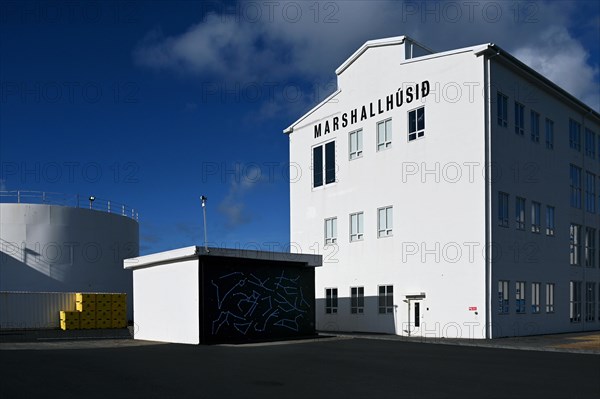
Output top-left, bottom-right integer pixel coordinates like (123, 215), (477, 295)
(203, 261), (315, 341)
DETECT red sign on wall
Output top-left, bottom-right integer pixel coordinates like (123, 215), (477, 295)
(468, 306), (477, 311)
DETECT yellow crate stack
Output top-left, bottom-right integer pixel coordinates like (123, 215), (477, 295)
(80, 310), (96, 329)
(95, 293), (112, 329)
(96, 293), (112, 309)
(76, 293), (97, 329)
(75, 293), (96, 309)
(60, 293), (127, 330)
(60, 311), (80, 330)
(111, 293), (126, 310)
(96, 309), (111, 329)
(111, 294), (127, 328)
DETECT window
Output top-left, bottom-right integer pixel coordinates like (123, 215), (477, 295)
(585, 227), (596, 267)
(531, 282), (540, 314)
(349, 129), (363, 160)
(377, 118), (392, 151)
(570, 223), (581, 266)
(313, 141), (336, 188)
(570, 164), (582, 208)
(585, 128), (596, 158)
(516, 281), (526, 313)
(408, 107), (425, 141)
(351, 287), (364, 314)
(498, 192), (509, 227)
(378, 285), (393, 314)
(324, 217), (337, 245)
(350, 212), (364, 242)
(545, 118), (554, 149)
(377, 206), (393, 238)
(530, 110), (539, 142)
(496, 92), (508, 127)
(325, 288), (338, 314)
(515, 197), (525, 230)
(497, 92), (508, 127)
(514, 102), (524, 135)
(570, 281), (582, 322)
(531, 201), (541, 233)
(586, 282), (596, 322)
(569, 119), (581, 151)
(498, 280), (509, 314)
(546, 206), (555, 236)
(545, 283), (555, 313)
(585, 172), (596, 213)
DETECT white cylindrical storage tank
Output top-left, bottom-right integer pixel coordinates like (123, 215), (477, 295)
(0, 201), (139, 316)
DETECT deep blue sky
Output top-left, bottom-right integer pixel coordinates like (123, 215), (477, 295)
(1, 1), (599, 255)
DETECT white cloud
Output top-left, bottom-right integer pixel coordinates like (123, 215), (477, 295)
(217, 176), (257, 229)
(512, 26), (600, 110)
(134, 1), (599, 111)
(132, 2), (403, 82)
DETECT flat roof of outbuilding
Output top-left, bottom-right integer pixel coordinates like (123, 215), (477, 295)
(124, 246), (322, 269)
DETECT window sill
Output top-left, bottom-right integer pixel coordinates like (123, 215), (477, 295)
(407, 135), (425, 143)
(312, 181), (337, 192)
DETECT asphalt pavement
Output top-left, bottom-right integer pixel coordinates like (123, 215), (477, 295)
(1, 330), (598, 398)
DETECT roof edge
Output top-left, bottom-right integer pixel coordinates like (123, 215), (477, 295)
(283, 89), (341, 134)
(124, 246), (199, 269)
(124, 246), (323, 269)
(335, 36), (406, 76)
(477, 44), (600, 121)
(283, 39), (599, 136)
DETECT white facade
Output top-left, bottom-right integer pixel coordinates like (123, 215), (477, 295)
(286, 36), (600, 338)
(127, 247), (201, 344)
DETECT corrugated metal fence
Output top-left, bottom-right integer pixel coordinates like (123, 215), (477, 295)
(0, 292), (77, 330)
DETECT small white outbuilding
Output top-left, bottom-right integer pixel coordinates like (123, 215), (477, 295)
(124, 246), (322, 344)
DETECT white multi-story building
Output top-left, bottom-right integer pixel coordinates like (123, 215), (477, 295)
(284, 36), (600, 338)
